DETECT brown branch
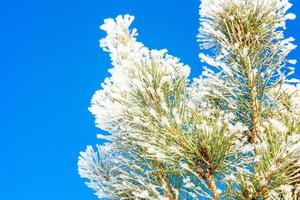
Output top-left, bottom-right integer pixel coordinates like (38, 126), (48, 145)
(205, 171), (220, 200)
(245, 57), (260, 144)
(249, 83), (260, 144)
(197, 166), (220, 200)
(197, 149), (220, 200)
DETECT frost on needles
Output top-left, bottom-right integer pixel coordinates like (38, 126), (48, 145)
(78, 0), (300, 199)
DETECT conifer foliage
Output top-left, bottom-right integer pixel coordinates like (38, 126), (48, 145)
(78, 1), (300, 199)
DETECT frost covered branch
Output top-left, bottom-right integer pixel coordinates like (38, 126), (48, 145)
(78, 1), (299, 199)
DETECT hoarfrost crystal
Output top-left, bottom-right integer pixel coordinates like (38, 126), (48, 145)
(78, 1), (300, 199)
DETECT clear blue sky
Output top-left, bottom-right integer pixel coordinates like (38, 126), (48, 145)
(1, 1), (299, 199)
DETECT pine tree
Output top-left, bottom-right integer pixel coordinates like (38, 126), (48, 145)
(78, 1), (300, 199)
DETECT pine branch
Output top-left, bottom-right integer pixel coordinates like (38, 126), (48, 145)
(78, 1), (299, 199)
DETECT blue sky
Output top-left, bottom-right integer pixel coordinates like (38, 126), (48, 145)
(1, 1), (299, 200)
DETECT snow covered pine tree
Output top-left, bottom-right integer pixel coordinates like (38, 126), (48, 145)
(78, 0), (300, 199)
